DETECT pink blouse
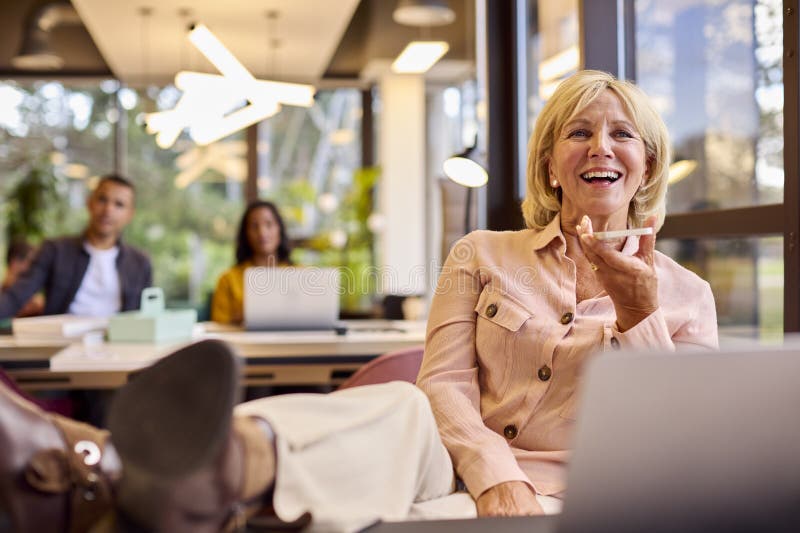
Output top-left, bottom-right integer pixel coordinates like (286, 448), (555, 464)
(417, 214), (718, 499)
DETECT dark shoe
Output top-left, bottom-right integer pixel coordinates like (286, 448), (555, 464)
(109, 339), (275, 532)
(0, 381), (119, 533)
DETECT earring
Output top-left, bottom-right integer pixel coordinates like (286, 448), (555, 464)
(551, 179), (559, 188)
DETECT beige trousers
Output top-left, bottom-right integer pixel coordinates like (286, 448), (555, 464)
(235, 381), (561, 533)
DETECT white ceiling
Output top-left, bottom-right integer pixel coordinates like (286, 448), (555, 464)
(71, 0), (361, 86)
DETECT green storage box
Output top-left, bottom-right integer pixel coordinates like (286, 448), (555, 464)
(108, 287), (197, 343)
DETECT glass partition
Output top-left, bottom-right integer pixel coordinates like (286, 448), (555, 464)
(0, 79), (117, 245)
(524, 0), (580, 198)
(0, 80), (365, 314)
(657, 236), (783, 340)
(124, 86), (245, 309)
(635, 0), (784, 213)
(125, 87), (364, 311)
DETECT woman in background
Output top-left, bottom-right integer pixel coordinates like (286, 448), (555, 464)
(211, 200), (292, 325)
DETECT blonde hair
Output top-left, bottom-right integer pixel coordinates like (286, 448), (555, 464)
(521, 70), (671, 230)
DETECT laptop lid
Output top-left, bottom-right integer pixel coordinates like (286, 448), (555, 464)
(243, 267), (340, 331)
(558, 346), (800, 533)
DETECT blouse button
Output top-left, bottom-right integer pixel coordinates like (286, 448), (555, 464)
(503, 424), (518, 440)
(560, 312), (574, 325)
(610, 337), (620, 349)
(537, 365), (552, 381)
(485, 303), (498, 318)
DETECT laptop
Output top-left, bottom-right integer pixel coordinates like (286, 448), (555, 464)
(366, 345), (800, 533)
(243, 266), (341, 331)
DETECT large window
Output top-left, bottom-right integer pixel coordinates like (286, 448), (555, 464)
(636, 0), (785, 338)
(636, 0), (783, 212)
(257, 89), (367, 312)
(0, 80), (118, 245)
(428, 80), (481, 260)
(257, 89), (363, 241)
(658, 236), (783, 340)
(526, 0), (580, 136)
(122, 86), (246, 309)
(0, 79), (364, 314)
(525, 0), (580, 198)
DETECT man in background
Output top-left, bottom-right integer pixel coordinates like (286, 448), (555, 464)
(0, 174), (152, 319)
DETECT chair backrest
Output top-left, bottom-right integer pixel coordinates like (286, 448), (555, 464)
(0, 367), (40, 406)
(338, 345), (424, 390)
(0, 367), (74, 417)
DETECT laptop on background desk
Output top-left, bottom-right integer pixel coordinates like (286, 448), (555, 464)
(243, 267), (342, 332)
(366, 345), (800, 533)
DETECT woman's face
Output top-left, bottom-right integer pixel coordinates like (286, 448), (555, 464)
(549, 89), (648, 229)
(246, 207), (281, 257)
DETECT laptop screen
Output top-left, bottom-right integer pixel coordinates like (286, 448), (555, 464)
(243, 267), (340, 331)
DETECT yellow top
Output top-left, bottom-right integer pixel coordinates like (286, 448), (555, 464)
(211, 261), (252, 325)
(211, 260), (292, 325)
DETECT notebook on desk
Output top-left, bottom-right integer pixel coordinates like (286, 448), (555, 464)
(243, 266), (341, 331)
(366, 345), (800, 533)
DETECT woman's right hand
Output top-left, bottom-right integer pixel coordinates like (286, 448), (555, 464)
(576, 215), (660, 332)
(475, 481), (544, 517)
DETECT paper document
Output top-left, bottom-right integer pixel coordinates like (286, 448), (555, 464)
(12, 314), (109, 341)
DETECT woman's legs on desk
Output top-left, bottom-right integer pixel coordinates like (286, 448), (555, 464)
(109, 341), (462, 532)
(235, 382), (460, 531)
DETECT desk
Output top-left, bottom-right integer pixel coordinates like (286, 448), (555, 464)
(363, 516), (557, 533)
(0, 320), (426, 391)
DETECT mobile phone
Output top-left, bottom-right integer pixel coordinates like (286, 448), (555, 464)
(593, 227), (654, 240)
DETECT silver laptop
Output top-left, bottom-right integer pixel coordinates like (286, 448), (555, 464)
(557, 344), (800, 533)
(367, 344), (800, 533)
(243, 266), (340, 331)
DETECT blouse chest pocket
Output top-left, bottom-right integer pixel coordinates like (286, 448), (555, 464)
(474, 288), (532, 396)
(474, 289), (531, 332)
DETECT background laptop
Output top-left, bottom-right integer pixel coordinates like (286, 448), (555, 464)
(367, 345), (800, 533)
(243, 266), (340, 331)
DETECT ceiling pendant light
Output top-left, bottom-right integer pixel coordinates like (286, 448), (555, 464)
(187, 24), (259, 92)
(391, 0), (454, 74)
(393, 0), (455, 27)
(190, 100), (281, 145)
(146, 20), (316, 148)
(173, 71), (314, 108)
(182, 23), (280, 145)
(12, 3), (83, 70)
(391, 41), (450, 73)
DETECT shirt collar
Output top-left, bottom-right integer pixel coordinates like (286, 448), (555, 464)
(530, 213), (566, 251)
(529, 212), (642, 256)
(80, 231), (125, 251)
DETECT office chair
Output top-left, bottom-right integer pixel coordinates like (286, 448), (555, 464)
(0, 367), (73, 417)
(337, 345), (424, 390)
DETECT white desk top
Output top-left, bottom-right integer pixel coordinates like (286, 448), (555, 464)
(10, 320), (427, 373)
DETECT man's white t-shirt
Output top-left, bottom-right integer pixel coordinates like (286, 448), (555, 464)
(68, 243), (122, 317)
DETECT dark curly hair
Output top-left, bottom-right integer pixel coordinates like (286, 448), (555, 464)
(235, 200), (292, 265)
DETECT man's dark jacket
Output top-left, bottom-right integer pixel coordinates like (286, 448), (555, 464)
(0, 236), (152, 319)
